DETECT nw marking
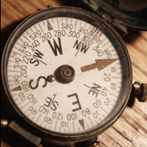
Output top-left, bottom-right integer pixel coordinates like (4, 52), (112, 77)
(74, 40), (90, 56)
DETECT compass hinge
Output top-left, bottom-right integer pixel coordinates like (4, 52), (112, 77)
(8, 120), (42, 147)
(71, 136), (99, 147)
(79, 0), (128, 36)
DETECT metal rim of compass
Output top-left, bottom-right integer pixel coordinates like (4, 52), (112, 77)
(1, 7), (132, 143)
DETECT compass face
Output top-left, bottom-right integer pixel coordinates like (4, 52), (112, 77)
(2, 7), (132, 138)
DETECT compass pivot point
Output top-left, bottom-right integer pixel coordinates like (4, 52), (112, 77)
(55, 65), (75, 84)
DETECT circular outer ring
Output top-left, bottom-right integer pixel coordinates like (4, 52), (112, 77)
(1, 7), (132, 146)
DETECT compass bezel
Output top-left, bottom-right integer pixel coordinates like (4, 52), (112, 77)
(1, 7), (132, 144)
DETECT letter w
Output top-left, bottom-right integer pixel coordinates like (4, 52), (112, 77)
(48, 37), (63, 56)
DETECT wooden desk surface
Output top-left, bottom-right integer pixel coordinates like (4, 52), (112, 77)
(1, 0), (147, 147)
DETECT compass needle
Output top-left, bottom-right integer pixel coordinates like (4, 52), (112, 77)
(81, 59), (118, 72)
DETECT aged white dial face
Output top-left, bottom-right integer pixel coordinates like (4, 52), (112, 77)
(6, 16), (123, 134)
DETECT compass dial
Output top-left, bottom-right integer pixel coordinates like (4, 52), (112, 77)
(1, 7), (132, 141)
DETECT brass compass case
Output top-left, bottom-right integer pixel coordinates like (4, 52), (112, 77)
(1, 7), (132, 146)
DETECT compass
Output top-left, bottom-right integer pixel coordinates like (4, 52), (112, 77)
(1, 5), (146, 147)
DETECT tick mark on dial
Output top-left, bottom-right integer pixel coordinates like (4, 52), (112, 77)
(101, 107), (109, 114)
(11, 85), (22, 91)
(36, 114), (41, 123)
(20, 102), (30, 109)
(109, 93), (118, 97)
(88, 117), (94, 127)
(79, 119), (85, 130)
